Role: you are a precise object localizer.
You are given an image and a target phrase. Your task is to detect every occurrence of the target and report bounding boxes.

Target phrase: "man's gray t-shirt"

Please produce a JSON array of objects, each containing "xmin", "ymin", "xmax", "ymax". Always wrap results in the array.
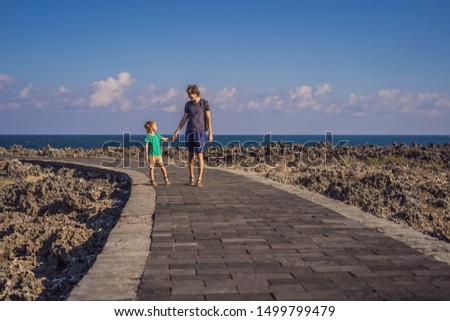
[{"xmin": 184, "ymin": 99, "xmax": 210, "ymax": 133}]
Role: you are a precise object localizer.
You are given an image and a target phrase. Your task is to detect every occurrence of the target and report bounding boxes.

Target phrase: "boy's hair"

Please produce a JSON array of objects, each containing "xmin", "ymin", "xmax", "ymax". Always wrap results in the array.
[
  {"xmin": 144, "ymin": 120, "xmax": 156, "ymax": 133},
  {"xmin": 186, "ymin": 84, "xmax": 200, "ymax": 96}
]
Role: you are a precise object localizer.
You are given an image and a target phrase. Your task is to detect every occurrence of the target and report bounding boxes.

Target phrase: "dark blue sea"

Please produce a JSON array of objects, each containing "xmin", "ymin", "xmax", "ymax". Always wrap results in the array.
[{"xmin": 0, "ymin": 134, "xmax": 448, "ymax": 149}]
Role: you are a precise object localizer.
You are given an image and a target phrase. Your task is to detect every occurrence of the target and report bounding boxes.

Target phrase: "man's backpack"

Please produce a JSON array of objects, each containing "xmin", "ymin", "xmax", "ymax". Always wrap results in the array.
[{"xmin": 197, "ymin": 98, "xmax": 209, "ymax": 131}]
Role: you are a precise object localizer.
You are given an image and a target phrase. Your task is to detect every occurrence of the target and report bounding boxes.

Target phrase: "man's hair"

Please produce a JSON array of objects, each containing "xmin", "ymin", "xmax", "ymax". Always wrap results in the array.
[
  {"xmin": 186, "ymin": 84, "xmax": 200, "ymax": 96},
  {"xmin": 144, "ymin": 120, "xmax": 156, "ymax": 133}
]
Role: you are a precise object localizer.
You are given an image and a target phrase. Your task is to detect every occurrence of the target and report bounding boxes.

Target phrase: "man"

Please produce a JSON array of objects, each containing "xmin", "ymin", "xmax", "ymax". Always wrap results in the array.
[{"xmin": 173, "ymin": 84, "xmax": 213, "ymax": 187}]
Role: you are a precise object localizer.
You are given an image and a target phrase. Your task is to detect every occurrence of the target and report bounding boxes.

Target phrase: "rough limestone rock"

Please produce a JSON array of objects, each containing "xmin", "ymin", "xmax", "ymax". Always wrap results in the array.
[{"xmin": 0, "ymin": 159, "xmax": 130, "ymax": 300}]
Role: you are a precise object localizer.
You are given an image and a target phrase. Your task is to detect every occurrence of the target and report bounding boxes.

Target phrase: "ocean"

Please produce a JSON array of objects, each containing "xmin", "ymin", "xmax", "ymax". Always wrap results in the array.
[{"xmin": 0, "ymin": 134, "xmax": 449, "ymax": 149}]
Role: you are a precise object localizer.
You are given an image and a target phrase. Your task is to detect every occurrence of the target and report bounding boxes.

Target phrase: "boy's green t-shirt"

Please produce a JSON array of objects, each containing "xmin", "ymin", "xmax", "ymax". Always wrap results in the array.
[{"xmin": 145, "ymin": 133, "xmax": 162, "ymax": 156}]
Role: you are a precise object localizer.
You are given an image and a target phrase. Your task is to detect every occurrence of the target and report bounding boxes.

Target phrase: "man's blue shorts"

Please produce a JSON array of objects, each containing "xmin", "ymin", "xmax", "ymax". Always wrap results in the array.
[{"xmin": 186, "ymin": 130, "xmax": 207, "ymax": 153}]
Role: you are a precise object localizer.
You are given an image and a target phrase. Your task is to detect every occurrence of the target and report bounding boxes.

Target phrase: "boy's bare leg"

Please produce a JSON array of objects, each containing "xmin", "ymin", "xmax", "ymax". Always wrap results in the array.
[
  {"xmin": 160, "ymin": 166, "xmax": 170, "ymax": 185},
  {"xmin": 160, "ymin": 166, "xmax": 168, "ymax": 178},
  {"xmin": 149, "ymin": 167, "xmax": 157, "ymax": 185}
]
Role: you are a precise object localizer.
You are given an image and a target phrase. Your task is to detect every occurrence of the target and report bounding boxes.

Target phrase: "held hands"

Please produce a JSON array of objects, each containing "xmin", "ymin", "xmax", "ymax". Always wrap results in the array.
[{"xmin": 172, "ymin": 131, "xmax": 212, "ymax": 142}]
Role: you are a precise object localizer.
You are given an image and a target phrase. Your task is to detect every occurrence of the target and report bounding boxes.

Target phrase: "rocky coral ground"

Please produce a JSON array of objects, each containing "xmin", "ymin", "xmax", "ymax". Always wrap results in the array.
[{"xmin": 0, "ymin": 159, "xmax": 130, "ymax": 300}]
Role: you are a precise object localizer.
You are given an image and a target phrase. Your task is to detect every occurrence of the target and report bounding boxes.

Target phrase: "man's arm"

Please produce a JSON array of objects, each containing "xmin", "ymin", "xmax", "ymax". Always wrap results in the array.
[
  {"xmin": 205, "ymin": 110, "xmax": 213, "ymax": 142},
  {"xmin": 173, "ymin": 112, "xmax": 188, "ymax": 141}
]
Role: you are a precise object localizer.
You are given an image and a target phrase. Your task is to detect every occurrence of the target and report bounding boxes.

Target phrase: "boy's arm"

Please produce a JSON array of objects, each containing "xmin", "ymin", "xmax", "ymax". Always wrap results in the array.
[
  {"xmin": 157, "ymin": 133, "xmax": 170, "ymax": 142},
  {"xmin": 145, "ymin": 143, "xmax": 149, "ymax": 160}
]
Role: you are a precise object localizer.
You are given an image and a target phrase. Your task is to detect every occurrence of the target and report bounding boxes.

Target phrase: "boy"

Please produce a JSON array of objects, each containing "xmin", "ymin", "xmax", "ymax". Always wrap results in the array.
[{"xmin": 144, "ymin": 121, "xmax": 171, "ymax": 186}]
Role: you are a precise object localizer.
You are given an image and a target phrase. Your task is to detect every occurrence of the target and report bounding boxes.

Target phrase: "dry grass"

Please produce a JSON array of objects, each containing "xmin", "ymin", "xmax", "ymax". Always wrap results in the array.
[
  {"xmin": 0, "ymin": 177, "xmax": 14, "ymax": 187},
  {"xmin": 23, "ymin": 174, "xmax": 50, "ymax": 184}
]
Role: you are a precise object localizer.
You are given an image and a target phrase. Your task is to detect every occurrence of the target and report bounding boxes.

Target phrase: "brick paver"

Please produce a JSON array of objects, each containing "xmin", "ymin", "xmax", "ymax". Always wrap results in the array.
[{"xmin": 136, "ymin": 164, "xmax": 450, "ymax": 300}]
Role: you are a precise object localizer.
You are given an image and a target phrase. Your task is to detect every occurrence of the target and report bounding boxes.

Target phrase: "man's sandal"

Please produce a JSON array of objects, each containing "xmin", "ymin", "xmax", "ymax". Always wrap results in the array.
[
  {"xmin": 164, "ymin": 177, "xmax": 171, "ymax": 185},
  {"xmin": 196, "ymin": 179, "xmax": 203, "ymax": 187}
]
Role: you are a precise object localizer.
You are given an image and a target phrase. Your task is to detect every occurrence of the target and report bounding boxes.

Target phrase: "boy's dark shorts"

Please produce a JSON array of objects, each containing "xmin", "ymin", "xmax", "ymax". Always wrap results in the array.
[{"xmin": 186, "ymin": 130, "xmax": 207, "ymax": 153}]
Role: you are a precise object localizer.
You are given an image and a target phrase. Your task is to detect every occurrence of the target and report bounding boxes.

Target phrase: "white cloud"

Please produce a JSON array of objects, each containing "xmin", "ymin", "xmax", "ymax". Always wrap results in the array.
[
  {"xmin": 140, "ymin": 86, "xmax": 178, "ymax": 106},
  {"xmin": 243, "ymin": 92, "xmax": 284, "ymax": 111},
  {"xmin": 239, "ymin": 84, "xmax": 331, "ymax": 112},
  {"xmin": 72, "ymin": 97, "xmax": 86, "ymax": 107},
  {"xmin": 198, "ymin": 85, "xmax": 207, "ymax": 95},
  {"xmin": 2, "ymin": 81, "xmax": 90, "ymax": 111},
  {"xmin": 246, "ymin": 100, "xmax": 262, "ymax": 110},
  {"xmin": 120, "ymin": 99, "xmax": 132, "ymax": 111},
  {"xmin": 0, "ymin": 74, "xmax": 13, "ymax": 82},
  {"xmin": 262, "ymin": 94, "xmax": 284, "ymax": 110},
  {"xmin": 35, "ymin": 101, "xmax": 46, "ymax": 109},
  {"xmin": 59, "ymin": 86, "xmax": 70, "ymax": 93},
  {"xmin": 18, "ymin": 84, "xmax": 32, "ymax": 98},
  {"xmin": 0, "ymin": 74, "xmax": 14, "ymax": 90},
  {"xmin": 138, "ymin": 86, "xmax": 180, "ymax": 112},
  {"xmin": 323, "ymin": 103, "xmax": 343, "ymax": 114},
  {"xmin": 314, "ymin": 83, "xmax": 331, "ymax": 97},
  {"xmin": 289, "ymin": 84, "xmax": 331, "ymax": 110},
  {"xmin": 2, "ymin": 74, "xmax": 449, "ymax": 122},
  {"xmin": 163, "ymin": 104, "xmax": 178, "ymax": 112},
  {"xmin": 436, "ymin": 93, "xmax": 450, "ymax": 108},
  {"xmin": 348, "ymin": 93, "xmax": 365, "ymax": 106},
  {"xmin": 89, "ymin": 72, "xmax": 134, "ymax": 108},
  {"xmin": 218, "ymin": 87, "xmax": 237, "ymax": 101},
  {"xmin": 378, "ymin": 89, "xmax": 400, "ymax": 100},
  {"xmin": 214, "ymin": 87, "xmax": 237, "ymax": 109},
  {"xmin": 290, "ymin": 86, "xmax": 312, "ymax": 100},
  {"xmin": 345, "ymin": 89, "xmax": 450, "ymax": 116},
  {"xmin": 417, "ymin": 93, "xmax": 439, "ymax": 101},
  {"xmin": 0, "ymin": 102, "xmax": 21, "ymax": 110}
]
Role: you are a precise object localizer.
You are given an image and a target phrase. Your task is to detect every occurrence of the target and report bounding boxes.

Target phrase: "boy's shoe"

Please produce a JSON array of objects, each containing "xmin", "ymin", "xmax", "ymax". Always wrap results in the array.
[
  {"xmin": 196, "ymin": 179, "xmax": 203, "ymax": 187},
  {"xmin": 188, "ymin": 177, "xmax": 196, "ymax": 186},
  {"xmin": 164, "ymin": 177, "xmax": 171, "ymax": 186},
  {"xmin": 150, "ymin": 180, "xmax": 158, "ymax": 186}
]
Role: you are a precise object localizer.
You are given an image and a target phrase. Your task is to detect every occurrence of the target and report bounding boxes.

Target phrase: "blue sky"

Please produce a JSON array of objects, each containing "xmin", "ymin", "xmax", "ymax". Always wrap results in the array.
[{"xmin": 1, "ymin": 0, "xmax": 449, "ymax": 134}]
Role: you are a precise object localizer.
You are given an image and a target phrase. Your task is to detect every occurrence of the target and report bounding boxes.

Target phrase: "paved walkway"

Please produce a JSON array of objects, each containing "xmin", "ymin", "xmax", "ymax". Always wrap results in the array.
[
  {"xmin": 3, "ymin": 156, "xmax": 450, "ymax": 300},
  {"xmin": 136, "ymin": 163, "xmax": 450, "ymax": 300}
]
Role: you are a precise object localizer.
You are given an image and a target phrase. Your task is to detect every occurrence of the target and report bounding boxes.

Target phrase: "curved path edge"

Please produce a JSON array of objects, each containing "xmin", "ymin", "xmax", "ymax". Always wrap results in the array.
[
  {"xmin": 215, "ymin": 167, "xmax": 450, "ymax": 266},
  {"xmin": 1, "ymin": 156, "xmax": 155, "ymax": 300}
]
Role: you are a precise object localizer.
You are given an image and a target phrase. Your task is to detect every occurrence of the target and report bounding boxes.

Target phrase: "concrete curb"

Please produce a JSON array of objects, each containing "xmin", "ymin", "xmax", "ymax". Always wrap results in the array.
[
  {"xmin": 3, "ymin": 157, "xmax": 155, "ymax": 300},
  {"xmin": 213, "ymin": 166, "xmax": 450, "ymax": 266}
]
